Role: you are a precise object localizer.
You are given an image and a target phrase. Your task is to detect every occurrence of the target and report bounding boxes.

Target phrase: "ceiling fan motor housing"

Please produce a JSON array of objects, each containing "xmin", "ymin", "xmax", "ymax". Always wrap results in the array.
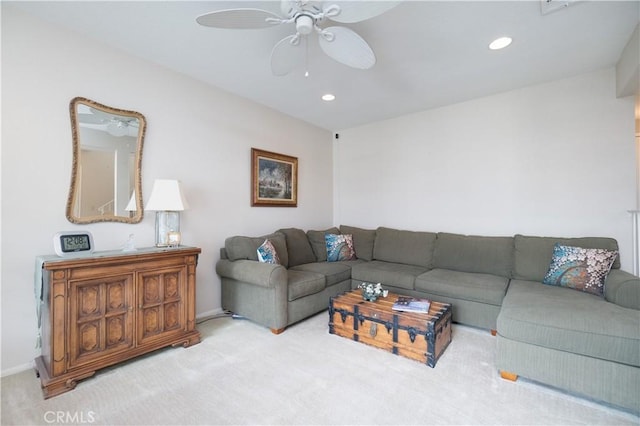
[{"xmin": 295, "ymin": 14, "xmax": 314, "ymax": 35}]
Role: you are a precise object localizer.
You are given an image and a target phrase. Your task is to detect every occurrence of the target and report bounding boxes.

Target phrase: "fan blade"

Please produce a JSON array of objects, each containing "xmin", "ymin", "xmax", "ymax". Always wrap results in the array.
[
  {"xmin": 280, "ymin": 0, "xmax": 303, "ymax": 17},
  {"xmin": 326, "ymin": 1, "xmax": 401, "ymax": 24},
  {"xmin": 318, "ymin": 26, "xmax": 375, "ymax": 69},
  {"xmin": 196, "ymin": 8, "xmax": 282, "ymax": 29},
  {"xmin": 270, "ymin": 35, "xmax": 304, "ymax": 76},
  {"xmin": 89, "ymin": 107, "xmax": 114, "ymax": 119}
]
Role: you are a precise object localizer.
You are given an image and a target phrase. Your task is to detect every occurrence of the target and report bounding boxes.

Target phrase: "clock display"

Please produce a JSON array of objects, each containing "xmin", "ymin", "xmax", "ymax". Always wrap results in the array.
[
  {"xmin": 60, "ymin": 234, "xmax": 91, "ymax": 252},
  {"xmin": 53, "ymin": 231, "xmax": 94, "ymax": 257}
]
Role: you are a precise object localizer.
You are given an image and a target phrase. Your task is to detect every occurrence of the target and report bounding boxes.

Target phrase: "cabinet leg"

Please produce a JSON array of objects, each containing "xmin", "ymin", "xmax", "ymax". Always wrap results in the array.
[
  {"xmin": 270, "ymin": 327, "xmax": 285, "ymax": 335},
  {"xmin": 171, "ymin": 331, "xmax": 201, "ymax": 348},
  {"xmin": 40, "ymin": 371, "xmax": 96, "ymax": 399}
]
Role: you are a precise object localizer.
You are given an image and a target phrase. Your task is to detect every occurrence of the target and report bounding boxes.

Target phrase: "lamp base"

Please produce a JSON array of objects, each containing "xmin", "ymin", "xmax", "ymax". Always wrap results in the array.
[{"xmin": 155, "ymin": 211, "xmax": 181, "ymax": 247}]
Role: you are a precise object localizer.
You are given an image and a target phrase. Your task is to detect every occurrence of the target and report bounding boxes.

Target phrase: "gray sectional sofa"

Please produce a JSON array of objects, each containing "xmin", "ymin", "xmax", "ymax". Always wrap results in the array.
[{"xmin": 216, "ymin": 225, "xmax": 640, "ymax": 413}]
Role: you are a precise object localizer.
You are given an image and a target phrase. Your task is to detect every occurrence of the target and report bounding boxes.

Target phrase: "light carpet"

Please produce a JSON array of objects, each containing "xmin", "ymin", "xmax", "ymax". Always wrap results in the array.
[{"xmin": 1, "ymin": 311, "xmax": 638, "ymax": 425}]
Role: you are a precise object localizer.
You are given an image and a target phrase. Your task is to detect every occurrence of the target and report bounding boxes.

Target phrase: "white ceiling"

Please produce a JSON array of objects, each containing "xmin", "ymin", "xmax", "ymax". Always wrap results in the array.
[{"xmin": 9, "ymin": 0, "xmax": 640, "ymax": 131}]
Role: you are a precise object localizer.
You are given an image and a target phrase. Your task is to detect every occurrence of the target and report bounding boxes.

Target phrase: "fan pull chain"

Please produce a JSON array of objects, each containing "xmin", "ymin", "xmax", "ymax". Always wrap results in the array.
[{"xmin": 304, "ymin": 36, "xmax": 309, "ymax": 77}]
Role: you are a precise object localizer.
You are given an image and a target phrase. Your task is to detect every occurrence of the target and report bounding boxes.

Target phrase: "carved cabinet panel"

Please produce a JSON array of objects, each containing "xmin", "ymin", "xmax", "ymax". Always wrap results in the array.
[
  {"xmin": 35, "ymin": 247, "xmax": 201, "ymax": 399},
  {"xmin": 69, "ymin": 275, "xmax": 134, "ymax": 368},
  {"xmin": 137, "ymin": 267, "xmax": 186, "ymax": 344}
]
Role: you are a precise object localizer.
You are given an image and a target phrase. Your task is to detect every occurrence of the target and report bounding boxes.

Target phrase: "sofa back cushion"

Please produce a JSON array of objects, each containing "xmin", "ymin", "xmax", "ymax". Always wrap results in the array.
[
  {"xmin": 225, "ymin": 232, "xmax": 288, "ymax": 267},
  {"xmin": 513, "ymin": 234, "xmax": 620, "ymax": 282},
  {"xmin": 373, "ymin": 227, "xmax": 436, "ymax": 268},
  {"xmin": 277, "ymin": 228, "xmax": 317, "ymax": 267},
  {"xmin": 340, "ymin": 225, "xmax": 376, "ymax": 261},
  {"xmin": 433, "ymin": 233, "xmax": 514, "ymax": 278},
  {"xmin": 307, "ymin": 227, "xmax": 340, "ymax": 262}
]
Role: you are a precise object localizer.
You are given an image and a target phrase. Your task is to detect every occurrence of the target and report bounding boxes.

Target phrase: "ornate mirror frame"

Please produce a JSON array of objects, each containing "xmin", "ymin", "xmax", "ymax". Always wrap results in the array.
[{"xmin": 67, "ymin": 97, "xmax": 146, "ymax": 224}]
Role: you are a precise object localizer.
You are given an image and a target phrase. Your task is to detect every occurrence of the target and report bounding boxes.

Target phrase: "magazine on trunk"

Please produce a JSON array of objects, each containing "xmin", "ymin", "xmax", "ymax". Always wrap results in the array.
[{"xmin": 392, "ymin": 296, "xmax": 431, "ymax": 313}]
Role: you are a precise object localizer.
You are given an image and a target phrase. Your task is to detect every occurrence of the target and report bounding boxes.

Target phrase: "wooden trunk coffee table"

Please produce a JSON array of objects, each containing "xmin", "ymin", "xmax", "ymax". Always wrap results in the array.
[{"xmin": 329, "ymin": 290, "xmax": 452, "ymax": 367}]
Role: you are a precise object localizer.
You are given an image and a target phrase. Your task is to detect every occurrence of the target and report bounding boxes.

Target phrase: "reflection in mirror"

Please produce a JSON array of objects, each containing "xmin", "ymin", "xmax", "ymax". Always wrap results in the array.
[{"xmin": 67, "ymin": 97, "xmax": 146, "ymax": 224}]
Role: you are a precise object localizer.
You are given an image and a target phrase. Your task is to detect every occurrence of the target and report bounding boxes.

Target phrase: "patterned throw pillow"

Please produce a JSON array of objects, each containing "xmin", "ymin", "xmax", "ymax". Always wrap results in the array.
[
  {"xmin": 325, "ymin": 234, "xmax": 356, "ymax": 262},
  {"xmin": 542, "ymin": 243, "xmax": 618, "ymax": 296},
  {"xmin": 257, "ymin": 239, "xmax": 280, "ymax": 265}
]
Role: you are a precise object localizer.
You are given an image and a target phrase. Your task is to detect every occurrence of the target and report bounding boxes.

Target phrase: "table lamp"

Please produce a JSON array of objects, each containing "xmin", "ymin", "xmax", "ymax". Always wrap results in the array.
[
  {"xmin": 145, "ymin": 179, "xmax": 189, "ymax": 247},
  {"xmin": 125, "ymin": 192, "xmax": 137, "ymax": 218}
]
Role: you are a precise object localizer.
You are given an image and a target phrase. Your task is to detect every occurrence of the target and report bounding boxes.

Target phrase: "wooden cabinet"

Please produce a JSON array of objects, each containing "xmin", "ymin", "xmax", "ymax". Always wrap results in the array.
[{"xmin": 35, "ymin": 247, "xmax": 201, "ymax": 398}]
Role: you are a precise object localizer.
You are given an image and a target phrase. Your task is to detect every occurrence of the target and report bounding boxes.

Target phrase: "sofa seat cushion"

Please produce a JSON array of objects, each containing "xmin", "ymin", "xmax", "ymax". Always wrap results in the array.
[
  {"xmin": 351, "ymin": 260, "xmax": 428, "ymax": 290},
  {"xmin": 498, "ymin": 280, "xmax": 640, "ymax": 367},
  {"xmin": 415, "ymin": 269, "xmax": 509, "ymax": 306},
  {"xmin": 287, "ymin": 270, "xmax": 326, "ymax": 302},
  {"xmin": 290, "ymin": 262, "xmax": 352, "ymax": 287}
]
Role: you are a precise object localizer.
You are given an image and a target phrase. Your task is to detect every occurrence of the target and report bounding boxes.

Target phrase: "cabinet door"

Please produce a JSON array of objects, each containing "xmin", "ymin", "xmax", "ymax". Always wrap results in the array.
[
  {"xmin": 68, "ymin": 275, "xmax": 134, "ymax": 368},
  {"xmin": 137, "ymin": 266, "xmax": 186, "ymax": 345}
]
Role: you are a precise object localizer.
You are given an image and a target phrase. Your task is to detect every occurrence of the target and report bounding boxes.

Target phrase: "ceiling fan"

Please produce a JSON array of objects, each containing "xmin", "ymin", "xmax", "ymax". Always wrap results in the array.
[
  {"xmin": 78, "ymin": 107, "xmax": 139, "ymax": 137},
  {"xmin": 196, "ymin": 0, "xmax": 400, "ymax": 76}
]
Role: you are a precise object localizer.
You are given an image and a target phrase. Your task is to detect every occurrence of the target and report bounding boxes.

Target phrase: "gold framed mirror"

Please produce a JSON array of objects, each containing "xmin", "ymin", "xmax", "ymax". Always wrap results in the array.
[{"xmin": 67, "ymin": 97, "xmax": 146, "ymax": 224}]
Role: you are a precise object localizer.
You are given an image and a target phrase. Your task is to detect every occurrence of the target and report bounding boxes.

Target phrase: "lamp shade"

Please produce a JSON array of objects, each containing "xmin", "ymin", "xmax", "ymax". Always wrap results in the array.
[
  {"xmin": 145, "ymin": 179, "xmax": 189, "ymax": 211},
  {"xmin": 125, "ymin": 192, "xmax": 137, "ymax": 211}
]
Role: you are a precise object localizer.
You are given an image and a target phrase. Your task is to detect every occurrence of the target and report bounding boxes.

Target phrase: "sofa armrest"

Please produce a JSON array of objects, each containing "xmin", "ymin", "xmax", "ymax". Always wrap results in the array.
[
  {"xmin": 216, "ymin": 259, "xmax": 287, "ymax": 289},
  {"xmin": 604, "ymin": 269, "xmax": 640, "ymax": 310}
]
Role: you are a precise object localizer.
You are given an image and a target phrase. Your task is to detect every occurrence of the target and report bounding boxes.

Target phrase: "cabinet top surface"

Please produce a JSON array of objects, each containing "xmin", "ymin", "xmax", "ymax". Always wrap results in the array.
[{"xmin": 38, "ymin": 246, "xmax": 201, "ymax": 266}]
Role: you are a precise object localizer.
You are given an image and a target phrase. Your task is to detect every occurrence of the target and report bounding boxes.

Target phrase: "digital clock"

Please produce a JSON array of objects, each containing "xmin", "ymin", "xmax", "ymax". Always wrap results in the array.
[{"xmin": 53, "ymin": 231, "xmax": 94, "ymax": 257}]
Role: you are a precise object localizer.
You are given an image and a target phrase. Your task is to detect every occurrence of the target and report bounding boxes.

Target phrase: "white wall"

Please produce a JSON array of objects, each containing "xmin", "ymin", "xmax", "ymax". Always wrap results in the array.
[
  {"xmin": 1, "ymin": 7, "xmax": 333, "ymax": 374},
  {"xmin": 334, "ymin": 69, "xmax": 636, "ymax": 272}
]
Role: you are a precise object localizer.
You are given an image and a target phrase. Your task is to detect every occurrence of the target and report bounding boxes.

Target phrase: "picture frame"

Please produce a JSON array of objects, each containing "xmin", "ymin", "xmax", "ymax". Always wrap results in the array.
[{"xmin": 251, "ymin": 148, "xmax": 298, "ymax": 207}]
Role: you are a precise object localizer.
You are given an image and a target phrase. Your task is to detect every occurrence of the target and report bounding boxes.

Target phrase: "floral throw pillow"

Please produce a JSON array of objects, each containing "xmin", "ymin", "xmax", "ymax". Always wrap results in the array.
[
  {"xmin": 542, "ymin": 243, "xmax": 618, "ymax": 297},
  {"xmin": 257, "ymin": 239, "xmax": 280, "ymax": 265},
  {"xmin": 325, "ymin": 234, "xmax": 356, "ymax": 262}
]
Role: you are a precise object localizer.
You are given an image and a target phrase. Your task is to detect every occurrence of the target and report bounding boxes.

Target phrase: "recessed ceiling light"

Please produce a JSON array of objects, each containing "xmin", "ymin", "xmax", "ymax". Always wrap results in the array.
[
  {"xmin": 322, "ymin": 94, "xmax": 335, "ymax": 102},
  {"xmin": 489, "ymin": 36, "xmax": 512, "ymax": 50}
]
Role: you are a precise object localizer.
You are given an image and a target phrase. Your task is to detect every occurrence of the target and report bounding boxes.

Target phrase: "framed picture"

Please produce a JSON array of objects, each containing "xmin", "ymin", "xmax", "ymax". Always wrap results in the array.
[{"xmin": 251, "ymin": 148, "xmax": 298, "ymax": 207}]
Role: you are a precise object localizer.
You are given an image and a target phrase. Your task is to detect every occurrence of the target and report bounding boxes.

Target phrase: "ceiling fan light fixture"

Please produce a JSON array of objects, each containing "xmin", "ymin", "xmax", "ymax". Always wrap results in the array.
[
  {"xmin": 489, "ymin": 36, "xmax": 512, "ymax": 50},
  {"xmin": 322, "ymin": 93, "xmax": 335, "ymax": 101},
  {"xmin": 107, "ymin": 120, "xmax": 128, "ymax": 137},
  {"xmin": 295, "ymin": 14, "xmax": 314, "ymax": 35}
]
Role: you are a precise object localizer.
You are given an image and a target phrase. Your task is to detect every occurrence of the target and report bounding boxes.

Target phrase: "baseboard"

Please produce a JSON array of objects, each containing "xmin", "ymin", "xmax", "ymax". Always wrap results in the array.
[
  {"xmin": 196, "ymin": 308, "xmax": 225, "ymax": 322},
  {"xmin": 1, "ymin": 360, "xmax": 34, "ymax": 378}
]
